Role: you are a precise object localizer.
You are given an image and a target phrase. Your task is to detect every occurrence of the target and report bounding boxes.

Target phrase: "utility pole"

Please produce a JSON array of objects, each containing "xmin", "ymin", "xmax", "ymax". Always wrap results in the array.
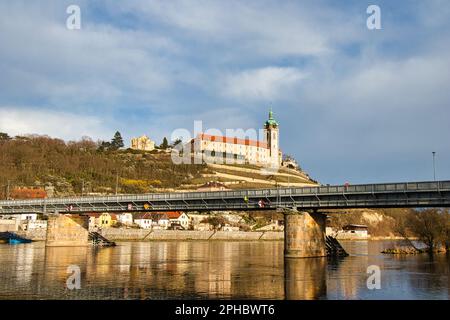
[
  {"xmin": 432, "ymin": 152, "xmax": 436, "ymax": 181},
  {"xmin": 81, "ymin": 179, "xmax": 85, "ymax": 196}
]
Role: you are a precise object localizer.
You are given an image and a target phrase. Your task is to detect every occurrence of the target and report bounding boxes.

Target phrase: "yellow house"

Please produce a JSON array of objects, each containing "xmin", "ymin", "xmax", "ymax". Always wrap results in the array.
[{"xmin": 87, "ymin": 213, "xmax": 117, "ymax": 230}]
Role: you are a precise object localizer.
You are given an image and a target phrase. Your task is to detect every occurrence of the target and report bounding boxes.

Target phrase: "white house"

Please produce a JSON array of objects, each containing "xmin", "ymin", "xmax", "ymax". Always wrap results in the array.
[
  {"xmin": 1, "ymin": 214, "xmax": 37, "ymax": 221},
  {"xmin": 25, "ymin": 220, "xmax": 47, "ymax": 230},
  {"xmin": 166, "ymin": 212, "xmax": 190, "ymax": 229},
  {"xmin": 134, "ymin": 213, "xmax": 153, "ymax": 229},
  {"xmin": 151, "ymin": 213, "xmax": 170, "ymax": 229},
  {"xmin": 117, "ymin": 213, "xmax": 133, "ymax": 226},
  {"xmin": 333, "ymin": 224, "xmax": 370, "ymax": 240}
]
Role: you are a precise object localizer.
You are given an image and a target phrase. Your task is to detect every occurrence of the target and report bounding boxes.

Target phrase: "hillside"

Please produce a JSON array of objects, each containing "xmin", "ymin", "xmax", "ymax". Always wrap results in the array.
[{"xmin": 0, "ymin": 134, "xmax": 316, "ymax": 199}]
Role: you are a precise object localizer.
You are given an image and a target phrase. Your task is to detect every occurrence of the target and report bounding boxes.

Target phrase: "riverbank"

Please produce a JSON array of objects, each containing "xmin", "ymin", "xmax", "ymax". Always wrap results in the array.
[
  {"xmin": 12, "ymin": 228, "xmax": 411, "ymax": 242},
  {"xmin": 13, "ymin": 229, "xmax": 284, "ymax": 241},
  {"xmin": 100, "ymin": 229, "xmax": 284, "ymax": 241}
]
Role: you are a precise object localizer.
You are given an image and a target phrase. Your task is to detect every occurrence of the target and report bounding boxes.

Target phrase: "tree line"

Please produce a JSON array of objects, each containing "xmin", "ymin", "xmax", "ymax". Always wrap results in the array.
[{"xmin": 0, "ymin": 132, "xmax": 203, "ymax": 199}]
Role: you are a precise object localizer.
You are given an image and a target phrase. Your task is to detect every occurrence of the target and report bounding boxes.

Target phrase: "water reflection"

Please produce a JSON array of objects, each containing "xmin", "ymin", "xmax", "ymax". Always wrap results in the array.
[
  {"xmin": 0, "ymin": 240, "xmax": 448, "ymax": 300},
  {"xmin": 284, "ymin": 257, "xmax": 327, "ymax": 300}
]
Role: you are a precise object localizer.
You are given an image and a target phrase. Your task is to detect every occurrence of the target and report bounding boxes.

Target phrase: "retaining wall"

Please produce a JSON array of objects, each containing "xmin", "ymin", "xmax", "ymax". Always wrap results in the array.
[{"xmin": 99, "ymin": 228, "xmax": 283, "ymax": 241}]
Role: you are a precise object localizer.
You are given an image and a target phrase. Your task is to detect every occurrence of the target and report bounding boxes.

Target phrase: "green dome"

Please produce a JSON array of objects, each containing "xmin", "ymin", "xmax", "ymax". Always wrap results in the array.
[{"xmin": 265, "ymin": 108, "xmax": 279, "ymax": 127}]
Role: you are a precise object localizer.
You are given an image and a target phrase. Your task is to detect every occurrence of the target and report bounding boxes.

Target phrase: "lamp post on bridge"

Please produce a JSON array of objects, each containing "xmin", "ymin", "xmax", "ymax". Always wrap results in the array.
[{"xmin": 432, "ymin": 151, "xmax": 436, "ymax": 181}]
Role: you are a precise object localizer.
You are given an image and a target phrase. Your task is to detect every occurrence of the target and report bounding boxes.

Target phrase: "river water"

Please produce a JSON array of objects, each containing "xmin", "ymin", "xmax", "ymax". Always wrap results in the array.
[{"xmin": 0, "ymin": 240, "xmax": 448, "ymax": 300}]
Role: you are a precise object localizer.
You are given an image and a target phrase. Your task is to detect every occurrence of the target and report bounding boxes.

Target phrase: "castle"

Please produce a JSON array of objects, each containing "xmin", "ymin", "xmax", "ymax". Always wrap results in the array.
[
  {"xmin": 189, "ymin": 109, "xmax": 282, "ymax": 167},
  {"xmin": 130, "ymin": 135, "xmax": 155, "ymax": 151}
]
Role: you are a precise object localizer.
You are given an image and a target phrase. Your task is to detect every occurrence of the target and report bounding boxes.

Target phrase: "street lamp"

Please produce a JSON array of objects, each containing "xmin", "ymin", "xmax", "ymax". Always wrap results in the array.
[{"xmin": 432, "ymin": 152, "xmax": 436, "ymax": 181}]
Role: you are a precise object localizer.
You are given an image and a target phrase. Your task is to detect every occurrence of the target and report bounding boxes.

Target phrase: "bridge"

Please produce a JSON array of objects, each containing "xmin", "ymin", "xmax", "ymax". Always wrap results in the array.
[
  {"xmin": 0, "ymin": 180, "xmax": 449, "ymax": 214},
  {"xmin": 1, "ymin": 180, "xmax": 449, "ymax": 258}
]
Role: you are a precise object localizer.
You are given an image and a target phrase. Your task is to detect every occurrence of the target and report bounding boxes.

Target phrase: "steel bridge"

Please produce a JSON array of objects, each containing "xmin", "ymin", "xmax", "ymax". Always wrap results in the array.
[{"xmin": 1, "ymin": 180, "xmax": 450, "ymax": 215}]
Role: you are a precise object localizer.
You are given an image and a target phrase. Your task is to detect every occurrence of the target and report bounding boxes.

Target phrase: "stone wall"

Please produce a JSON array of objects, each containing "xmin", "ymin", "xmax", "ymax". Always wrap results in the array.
[
  {"xmin": 9, "ymin": 226, "xmax": 284, "ymax": 242},
  {"xmin": 46, "ymin": 215, "xmax": 89, "ymax": 246},
  {"xmin": 16, "ymin": 229, "xmax": 47, "ymax": 241},
  {"xmin": 99, "ymin": 228, "xmax": 283, "ymax": 241},
  {"xmin": 0, "ymin": 219, "xmax": 19, "ymax": 232}
]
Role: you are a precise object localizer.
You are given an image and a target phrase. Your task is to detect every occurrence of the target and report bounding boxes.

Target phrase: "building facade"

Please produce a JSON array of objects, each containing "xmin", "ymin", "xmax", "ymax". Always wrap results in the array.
[
  {"xmin": 117, "ymin": 213, "xmax": 133, "ymax": 226},
  {"xmin": 131, "ymin": 135, "xmax": 155, "ymax": 151},
  {"xmin": 187, "ymin": 110, "xmax": 282, "ymax": 167},
  {"xmin": 87, "ymin": 213, "xmax": 117, "ymax": 230}
]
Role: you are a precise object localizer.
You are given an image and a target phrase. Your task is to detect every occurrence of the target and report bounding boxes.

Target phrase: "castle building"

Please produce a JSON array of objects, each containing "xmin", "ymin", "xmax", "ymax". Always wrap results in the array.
[
  {"xmin": 189, "ymin": 109, "xmax": 282, "ymax": 167},
  {"xmin": 131, "ymin": 135, "xmax": 155, "ymax": 151}
]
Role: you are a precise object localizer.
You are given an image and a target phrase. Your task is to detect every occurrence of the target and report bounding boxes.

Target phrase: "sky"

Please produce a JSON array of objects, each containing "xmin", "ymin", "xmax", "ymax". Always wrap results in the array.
[{"xmin": 0, "ymin": 0, "xmax": 449, "ymax": 185}]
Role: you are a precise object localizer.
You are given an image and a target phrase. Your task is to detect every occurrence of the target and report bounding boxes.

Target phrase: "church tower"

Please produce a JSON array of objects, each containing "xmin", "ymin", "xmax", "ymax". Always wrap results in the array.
[{"xmin": 264, "ymin": 108, "xmax": 280, "ymax": 167}]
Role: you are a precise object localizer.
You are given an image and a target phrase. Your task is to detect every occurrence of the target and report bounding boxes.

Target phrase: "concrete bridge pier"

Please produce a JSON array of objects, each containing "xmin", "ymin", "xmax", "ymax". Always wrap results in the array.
[
  {"xmin": 284, "ymin": 209, "xmax": 327, "ymax": 258},
  {"xmin": 46, "ymin": 214, "xmax": 89, "ymax": 247}
]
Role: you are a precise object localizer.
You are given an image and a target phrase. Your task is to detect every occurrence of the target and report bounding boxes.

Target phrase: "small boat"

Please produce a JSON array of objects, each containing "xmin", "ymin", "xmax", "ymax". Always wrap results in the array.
[{"xmin": 8, "ymin": 238, "xmax": 32, "ymax": 244}]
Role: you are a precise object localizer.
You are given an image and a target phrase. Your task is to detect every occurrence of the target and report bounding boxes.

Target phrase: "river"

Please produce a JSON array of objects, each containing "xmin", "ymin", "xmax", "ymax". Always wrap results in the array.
[{"xmin": 0, "ymin": 240, "xmax": 448, "ymax": 300}]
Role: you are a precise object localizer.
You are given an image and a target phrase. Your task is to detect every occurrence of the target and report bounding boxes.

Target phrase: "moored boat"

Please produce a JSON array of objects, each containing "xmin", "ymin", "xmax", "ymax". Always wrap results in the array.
[{"xmin": 8, "ymin": 238, "xmax": 32, "ymax": 244}]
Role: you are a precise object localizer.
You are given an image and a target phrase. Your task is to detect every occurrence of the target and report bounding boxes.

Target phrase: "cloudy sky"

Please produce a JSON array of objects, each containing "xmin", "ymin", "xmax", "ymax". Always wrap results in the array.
[{"xmin": 0, "ymin": 0, "xmax": 449, "ymax": 184}]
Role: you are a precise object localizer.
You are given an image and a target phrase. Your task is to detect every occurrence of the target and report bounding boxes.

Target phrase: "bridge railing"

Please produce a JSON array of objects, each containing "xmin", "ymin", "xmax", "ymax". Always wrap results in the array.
[{"xmin": 0, "ymin": 180, "xmax": 449, "ymax": 208}]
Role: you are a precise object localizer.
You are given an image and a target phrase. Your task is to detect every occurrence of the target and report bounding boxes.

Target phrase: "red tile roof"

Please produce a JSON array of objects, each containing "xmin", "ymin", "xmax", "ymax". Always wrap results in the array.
[
  {"xmin": 165, "ymin": 211, "xmax": 183, "ymax": 219},
  {"xmin": 196, "ymin": 133, "xmax": 268, "ymax": 148}
]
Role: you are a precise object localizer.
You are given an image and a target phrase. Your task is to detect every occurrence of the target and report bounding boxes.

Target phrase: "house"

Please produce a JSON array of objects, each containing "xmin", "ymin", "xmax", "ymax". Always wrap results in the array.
[
  {"xmin": 150, "ymin": 213, "xmax": 170, "ymax": 229},
  {"xmin": 134, "ymin": 213, "xmax": 153, "ymax": 229},
  {"xmin": 1, "ymin": 213, "xmax": 37, "ymax": 230},
  {"xmin": 25, "ymin": 220, "xmax": 47, "ymax": 230},
  {"xmin": 335, "ymin": 224, "xmax": 369, "ymax": 240},
  {"xmin": 166, "ymin": 212, "xmax": 190, "ymax": 230},
  {"xmin": 10, "ymin": 187, "xmax": 47, "ymax": 200},
  {"xmin": 117, "ymin": 213, "xmax": 133, "ymax": 226},
  {"xmin": 343, "ymin": 224, "xmax": 368, "ymax": 236},
  {"xmin": 2, "ymin": 214, "xmax": 38, "ymax": 221},
  {"xmin": 131, "ymin": 135, "xmax": 155, "ymax": 151},
  {"xmin": 87, "ymin": 213, "xmax": 117, "ymax": 230}
]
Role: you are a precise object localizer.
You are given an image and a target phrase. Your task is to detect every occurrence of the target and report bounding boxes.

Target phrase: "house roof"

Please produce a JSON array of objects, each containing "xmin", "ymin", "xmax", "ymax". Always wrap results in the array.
[
  {"xmin": 165, "ymin": 211, "xmax": 183, "ymax": 219},
  {"xmin": 134, "ymin": 213, "xmax": 153, "ymax": 220},
  {"xmin": 343, "ymin": 224, "xmax": 368, "ymax": 229},
  {"xmin": 86, "ymin": 213, "xmax": 102, "ymax": 218},
  {"xmin": 134, "ymin": 212, "xmax": 172, "ymax": 221},
  {"xmin": 195, "ymin": 133, "xmax": 268, "ymax": 148},
  {"xmin": 86, "ymin": 212, "xmax": 117, "ymax": 220}
]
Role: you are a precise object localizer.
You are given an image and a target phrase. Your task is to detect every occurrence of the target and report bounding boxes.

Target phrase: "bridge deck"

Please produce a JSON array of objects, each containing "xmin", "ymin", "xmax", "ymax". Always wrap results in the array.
[{"xmin": 0, "ymin": 181, "xmax": 450, "ymax": 214}]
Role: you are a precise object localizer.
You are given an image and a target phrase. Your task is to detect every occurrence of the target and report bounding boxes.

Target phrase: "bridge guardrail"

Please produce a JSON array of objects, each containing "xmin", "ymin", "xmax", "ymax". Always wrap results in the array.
[{"xmin": 0, "ymin": 180, "xmax": 449, "ymax": 210}]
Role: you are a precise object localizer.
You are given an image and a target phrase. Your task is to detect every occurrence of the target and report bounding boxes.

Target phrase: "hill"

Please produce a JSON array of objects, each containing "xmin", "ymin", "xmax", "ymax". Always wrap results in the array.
[{"xmin": 0, "ymin": 134, "xmax": 316, "ymax": 198}]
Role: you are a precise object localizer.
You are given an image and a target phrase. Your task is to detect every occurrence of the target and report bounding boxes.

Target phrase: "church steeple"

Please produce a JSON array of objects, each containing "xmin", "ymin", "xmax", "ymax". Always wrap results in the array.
[
  {"xmin": 265, "ymin": 107, "xmax": 279, "ymax": 127},
  {"xmin": 263, "ymin": 107, "xmax": 280, "ymax": 167}
]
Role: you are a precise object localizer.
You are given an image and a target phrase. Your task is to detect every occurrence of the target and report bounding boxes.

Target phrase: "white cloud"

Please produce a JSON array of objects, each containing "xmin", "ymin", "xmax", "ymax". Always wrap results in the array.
[
  {"xmin": 0, "ymin": 2, "xmax": 182, "ymax": 108},
  {"xmin": 221, "ymin": 67, "xmax": 305, "ymax": 101},
  {"xmin": 0, "ymin": 108, "xmax": 111, "ymax": 141},
  {"xmin": 108, "ymin": 0, "xmax": 362, "ymax": 58}
]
